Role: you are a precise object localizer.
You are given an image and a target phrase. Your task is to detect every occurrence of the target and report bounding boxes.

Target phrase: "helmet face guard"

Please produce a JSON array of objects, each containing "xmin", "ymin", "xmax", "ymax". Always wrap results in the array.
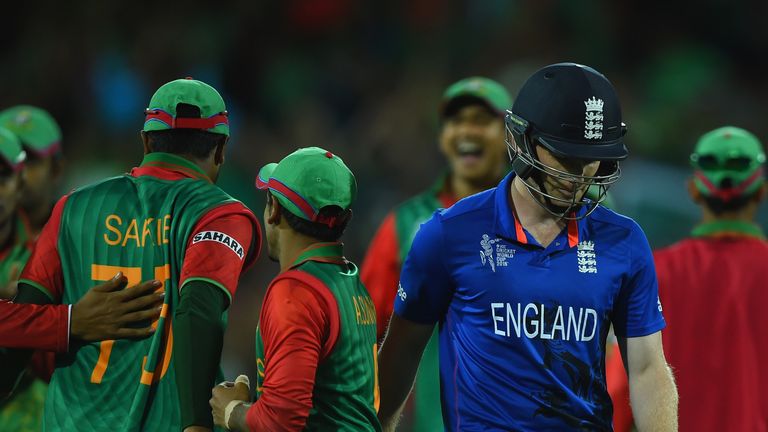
[{"xmin": 505, "ymin": 111, "xmax": 622, "ymax": 220}]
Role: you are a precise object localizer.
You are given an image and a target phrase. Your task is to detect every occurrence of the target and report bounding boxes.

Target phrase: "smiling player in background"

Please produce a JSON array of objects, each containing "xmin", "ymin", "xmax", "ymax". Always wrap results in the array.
[{"xmin": 361, "ymin": 77, "xmax": 512, "ymax": 431}]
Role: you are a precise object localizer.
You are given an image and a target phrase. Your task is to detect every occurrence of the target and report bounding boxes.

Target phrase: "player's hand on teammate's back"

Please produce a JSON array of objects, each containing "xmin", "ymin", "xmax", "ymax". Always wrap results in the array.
[{"xmin": 70, "ymin": 272, "xmax": 164, "ymax": 342}]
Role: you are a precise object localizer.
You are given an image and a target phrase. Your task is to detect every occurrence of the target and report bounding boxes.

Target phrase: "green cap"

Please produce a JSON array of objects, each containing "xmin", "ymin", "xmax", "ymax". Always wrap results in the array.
[
  {"xmin": 143, "ymin": 78, "xmax": 229, "ymax": 136},
  {"xmin": 255, "ymin": 147, "xmax": 357, "ymax": 227},
  {"xmin": 0, "ymin": 127, "xmax": 27, "ymax": 172},
  {"xmin": 0, "ymin": 106, "xmax": 61, "ymax": 157},
  {"xmin": 440, "ymin": 76, "xmax": 512, "ymax": 117},
  {"xmin": 690, "ymin": 126, "xmax": 766, "ymax": 201}
]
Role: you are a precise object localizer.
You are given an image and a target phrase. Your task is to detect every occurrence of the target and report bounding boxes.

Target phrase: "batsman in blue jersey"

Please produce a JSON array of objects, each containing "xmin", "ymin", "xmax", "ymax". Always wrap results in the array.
[{"xmin": 377, "ymin": 63, "xmax": 678, "ymax": 431}]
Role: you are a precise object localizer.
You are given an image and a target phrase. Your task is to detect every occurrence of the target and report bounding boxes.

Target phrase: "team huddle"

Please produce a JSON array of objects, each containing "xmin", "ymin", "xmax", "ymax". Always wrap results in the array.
[{"xmin": 0, "ymin": 62, "xmax": 765, "ymax": 431}]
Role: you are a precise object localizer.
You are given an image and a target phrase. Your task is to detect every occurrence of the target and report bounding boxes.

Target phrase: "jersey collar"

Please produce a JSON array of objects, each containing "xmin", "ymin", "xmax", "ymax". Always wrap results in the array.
[
  {"xmin": 691, "ymin": 220, "xmax": 765, "ymax": 240},
  {"xmin": 494, "ymin": 172, "xmax": 583, "ymax": 248},
  {"xmin": 134, "ymin": 152, "xmax": 212, "ymax": 183},
  {"xmin": 288, "ymin": 242, "xmax": 348, "ymax": 269}
]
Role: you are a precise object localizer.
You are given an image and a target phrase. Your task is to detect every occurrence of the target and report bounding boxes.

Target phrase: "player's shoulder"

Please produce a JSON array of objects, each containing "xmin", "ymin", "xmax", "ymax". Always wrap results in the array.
[
  {"xmin": 587, "ymin": 205, "xmax": 643, "ymax": 236},
  {"xmin": 66, "ymin": 175, "xmax": 131, "ymax": 200}
]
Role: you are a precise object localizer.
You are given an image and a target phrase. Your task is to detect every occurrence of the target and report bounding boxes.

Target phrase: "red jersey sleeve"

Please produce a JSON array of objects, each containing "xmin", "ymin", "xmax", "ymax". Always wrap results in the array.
[
  {"xmin": 19, "ymin": 195, "xmax": 68, "ymax": 301},
  {"xmin": 360, "ymin": 212, "xmax": 401, "ymax": 340},
  {"xmin": 179, "ymin": 203, "xmax": 261, "ymax": 301},
  {"xmin": 0, "ymin": 300, "xmax": 69, "ymax": 352},
  {"xmin": 245, "ymin": 276, "xmax": 340, "ymax": 431}
]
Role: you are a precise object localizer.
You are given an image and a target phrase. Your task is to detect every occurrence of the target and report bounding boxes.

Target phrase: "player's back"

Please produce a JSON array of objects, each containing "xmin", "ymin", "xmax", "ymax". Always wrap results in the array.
[
  {"xmin": 44, "ymin": 172, "xmax": 236, "ymax": 432},
  {"xmin": 655, "ymin": 235, "xmax": 768, "ymax": 430}
]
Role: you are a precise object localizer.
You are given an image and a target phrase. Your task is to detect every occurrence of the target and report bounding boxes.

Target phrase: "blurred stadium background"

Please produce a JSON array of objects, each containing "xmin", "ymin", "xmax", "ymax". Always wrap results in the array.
[{"xmin": 2, "ymin": 0, "xmax": 767, "ymax": 378}]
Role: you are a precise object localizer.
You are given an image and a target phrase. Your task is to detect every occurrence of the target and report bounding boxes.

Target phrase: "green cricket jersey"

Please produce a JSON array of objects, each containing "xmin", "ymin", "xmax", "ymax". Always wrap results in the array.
[
  {"xmin": 254, "ymin": 243, "xmax": 381, "ymax": 431},
  {"xmin": 21, "ymin": 153, "xmax": 254, "ymax": 432}
]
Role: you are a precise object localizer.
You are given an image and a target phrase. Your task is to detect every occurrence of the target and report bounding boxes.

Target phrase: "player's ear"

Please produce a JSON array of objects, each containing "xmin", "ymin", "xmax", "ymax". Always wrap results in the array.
[
  {"xmin": 267, "ymin": 195, "xmax": 282, "ymax": 225},
  {"xmin": 687, "ymin": 177, "xmax": 703, "ymax": 203},
  {"xmin": 214, "ymin": 136, "xmax": 228, "ymax": 166},
  {"xmin": 141, "ymin": 131, "xmax": 152, "ymax": 154}
]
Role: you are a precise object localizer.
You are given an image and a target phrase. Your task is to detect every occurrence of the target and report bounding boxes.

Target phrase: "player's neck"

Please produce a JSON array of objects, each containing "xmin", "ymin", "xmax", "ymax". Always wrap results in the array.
[
  {"xmin": 0, "ymin": 214, "xmax": 16, "ymax": 252},
  {"xmin": 277, "ymin": 230, "xmax": 321, "ymax": 272},
  {"xmin": 509, "ymin": 177, "xmax": 565, "ymax": 247},
  {"xmin": 23, "ymin": 201, "xmax": 51, "ymax": 232},
  {"xmin": 700, "ymin": 203, "xmax": 757, "ymax": 225}
]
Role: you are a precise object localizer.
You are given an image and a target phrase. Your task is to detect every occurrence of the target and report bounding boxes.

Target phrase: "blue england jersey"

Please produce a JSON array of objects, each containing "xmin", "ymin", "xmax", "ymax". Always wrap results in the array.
[{"xmin": 394, "ymin": 173, "xmax": 665, "ymax": 431}]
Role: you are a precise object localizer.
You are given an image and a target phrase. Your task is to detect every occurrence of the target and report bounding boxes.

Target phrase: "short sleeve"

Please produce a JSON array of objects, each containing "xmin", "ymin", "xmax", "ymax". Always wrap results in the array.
[
  {"xmin": 179, "ymin": 204, "xmax": 259, "ymax": 302},
  {"xmin": 393, "ymin": 211, "xmax": 453, "ymax": 324},
  {"xmin": 612, "ymin": 223, "xmax": 666, "ymax": 338}
]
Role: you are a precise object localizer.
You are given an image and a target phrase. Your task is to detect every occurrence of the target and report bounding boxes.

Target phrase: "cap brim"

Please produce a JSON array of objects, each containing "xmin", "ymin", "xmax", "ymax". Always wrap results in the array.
[
  {"xmin": 538, "ymin": 136, "xmax": 628, "ymax": 161},
  {"xmin": 440, "ymin": 95, "xmax": 504, "ymax": 118},
  {"xmin": 255, "ymin": 163, "xmax": 278, "ymax": 190}
]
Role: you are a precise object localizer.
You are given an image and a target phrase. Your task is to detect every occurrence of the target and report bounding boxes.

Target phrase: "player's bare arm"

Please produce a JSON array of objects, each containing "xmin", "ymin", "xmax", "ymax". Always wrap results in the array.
[
  {"xmin": 377, "ymin": 314, "xmax": 436, "ymax": 432},
  {"xmin": 70, "ymin": 271, "xmax": 164, "ymax": 341},
  {"xmin": 619, "ymin": 332, "xmax": 678, "ymax": 431}
]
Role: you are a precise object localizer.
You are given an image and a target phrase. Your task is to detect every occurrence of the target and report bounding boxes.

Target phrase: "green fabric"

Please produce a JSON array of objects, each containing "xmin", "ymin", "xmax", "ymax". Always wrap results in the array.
[
  {"xmin": 0, "ymin": 218, "xmax": 42, "ymax": 425},
  {"xmin": 174, "ymin": 280, "xmax": 227, "ymax": 429},
  {"xmin": 0, "ymin": 215, "xmax": 34, "ymax": 286},
  {"xmin": 0, "ymin": 127, "xmax": 26, "ymax": 171},
  {"xmin": 256, "ymin": 147, "xmax": 357, "ymax": 222},
  {"xmin": 691, "ymin": 126, "xmax": 766, "ymax": 198},
  {"xmin": 0, "ymin": 105, "xmax": 61, "ymax": 156},
  {"xmin": 691, "ymin": 220, "xmax": 765, "ymax": 239},
  {"xmin": 42, "ymin": 152, "xmax": 251, "ymax": 431},
  {"xmin": 143, "ymin": 78, "xmax": 229, "ymax": 136},
  {"xmin": 441, "ymin": 76, "xmax": 512, "ymax": 116},
  {"xmin": 0, "ymin": 373, "xmax": 47, "ymax": 431},
  {"xmin": 254, "ymin": 244, "xmax": 381, "ymax": 431},
  {"xmin": 392, "ymin": 177, "xmax": 445, "ymax": 431}
]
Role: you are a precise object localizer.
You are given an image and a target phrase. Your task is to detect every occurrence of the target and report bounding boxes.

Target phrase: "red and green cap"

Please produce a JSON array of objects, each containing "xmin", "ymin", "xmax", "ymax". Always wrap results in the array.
[
  {"xmin": 143, "ymin": 78, "xmax": 229, "ymax": 136},
  {"xmin": 690, "ymin": 126, "xmax": 766, "ymax": 201},
  {"xmin": 440, "ymin": 76, "xmax": 512, "ymax": 118},
  {"xmin": 255, "ymin": 147, "xmax": 357, "ymax": 227},
  {"xmin": 0, "ymin": 106, "xmax": 61, "ymax": 157},
  {"xmin": 0, "ymin": 127, "xmax": 26, "ymax": 172}
]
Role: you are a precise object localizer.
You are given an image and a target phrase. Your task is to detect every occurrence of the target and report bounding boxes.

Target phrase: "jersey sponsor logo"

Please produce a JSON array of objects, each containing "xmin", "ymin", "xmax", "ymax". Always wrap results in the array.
[
  {"xmin": 192, "ymin": 230, "xmax": 244, "ymax": 259},
  {"xmin": 397, "ymin": 282, "xmax": 407, "ymax": 301},
  {"xmin": 577, "ymin": 240, "xmax": 597, "ymax": 274},
  {"xmin": 491, "ymin": 302, "xmax": 598, "ymax": 342},
  {"xmin": 480, "ymin": 234, "xmax": 514, "ymax": 272},
  {"xmin": 584, "ymin": 97, "xmax": 604, "ymax": 140}
]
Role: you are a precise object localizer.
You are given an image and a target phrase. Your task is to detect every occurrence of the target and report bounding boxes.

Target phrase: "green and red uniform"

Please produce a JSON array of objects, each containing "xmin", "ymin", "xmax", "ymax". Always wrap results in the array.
[
  {"xmin": 19, "ymin": 152, "xmax": 260, "ymax": 431},
  {"xmin": 361, "ymin": 176, "xmax": 455, "ymax": 432},
  {"xmin": 0, "ymin": 213, "xmax": 48, "ymax": 431},
  {"xmin": 250, "ymin": 243, "xmax": 380, "ymax": 431}
]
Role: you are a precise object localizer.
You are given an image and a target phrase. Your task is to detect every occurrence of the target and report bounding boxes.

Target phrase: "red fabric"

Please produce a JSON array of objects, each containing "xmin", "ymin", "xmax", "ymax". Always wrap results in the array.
[
  {"xmin": 19, "ymin": 194, "xmax": 68, "ymax": 300},
  {"xmin": 0, "ymin": 300, "xmax": 68, "ymax": 352},
  {"xmin": 29, "ymin": 351, "xmax": 55, "ymax": 382},
  {"xmin": 654, "ymin": 236, "xmax": 768, "ymax": 430},
  {"xmin": 605, "ymin": 342, "xmax": 632, "ymax": 432},
  {"xmin": 246, "ymin": 274, "xmax": 340, "ymax": 431},
  {"xmin": 180, "ymin": 204, "xmax": 261, "ymax": 299},
  {"xmin": 360, "ymin": 212, "xmax": 400, "ymax": 340}
]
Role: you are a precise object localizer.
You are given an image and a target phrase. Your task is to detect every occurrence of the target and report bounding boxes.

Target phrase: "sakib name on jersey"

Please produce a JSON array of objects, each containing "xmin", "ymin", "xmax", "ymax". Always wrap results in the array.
[
  {"xmin": 193, "ymin": 230, "xmax": 245, "ymax": 259},
  {"xmin": 491, "ymin": 302, "xmax": 598, "ymax": 342}
]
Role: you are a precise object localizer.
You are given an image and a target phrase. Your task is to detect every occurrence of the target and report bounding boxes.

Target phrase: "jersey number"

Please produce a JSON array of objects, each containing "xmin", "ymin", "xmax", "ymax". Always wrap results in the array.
[{"xmin": 89, "ymin": 264, "xmax": 173, "ymax": 385}]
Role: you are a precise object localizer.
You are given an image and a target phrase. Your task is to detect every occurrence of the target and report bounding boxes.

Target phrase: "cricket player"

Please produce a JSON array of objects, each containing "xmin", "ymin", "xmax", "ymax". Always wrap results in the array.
[
  {"xmin": 209, "ymin": 147, "xmax": 380, "ymax": 431},
  {"xmin": 362, "ymin": 77, "xmax": 511, "ymax": 430},
  {"xmin": 0, "ymin": 105, "xmax": 64, "ymax": 234},
  {"xmin": 607, "ymin": 126, "xmax": 768, "ymax": 429},
  {"xmin": 2, "ymin": 78, "xmax": 260, "ymax": 431},
  {"xmin": 378, "ymin": 63, "xmax": 678, "ymax": 431}
]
